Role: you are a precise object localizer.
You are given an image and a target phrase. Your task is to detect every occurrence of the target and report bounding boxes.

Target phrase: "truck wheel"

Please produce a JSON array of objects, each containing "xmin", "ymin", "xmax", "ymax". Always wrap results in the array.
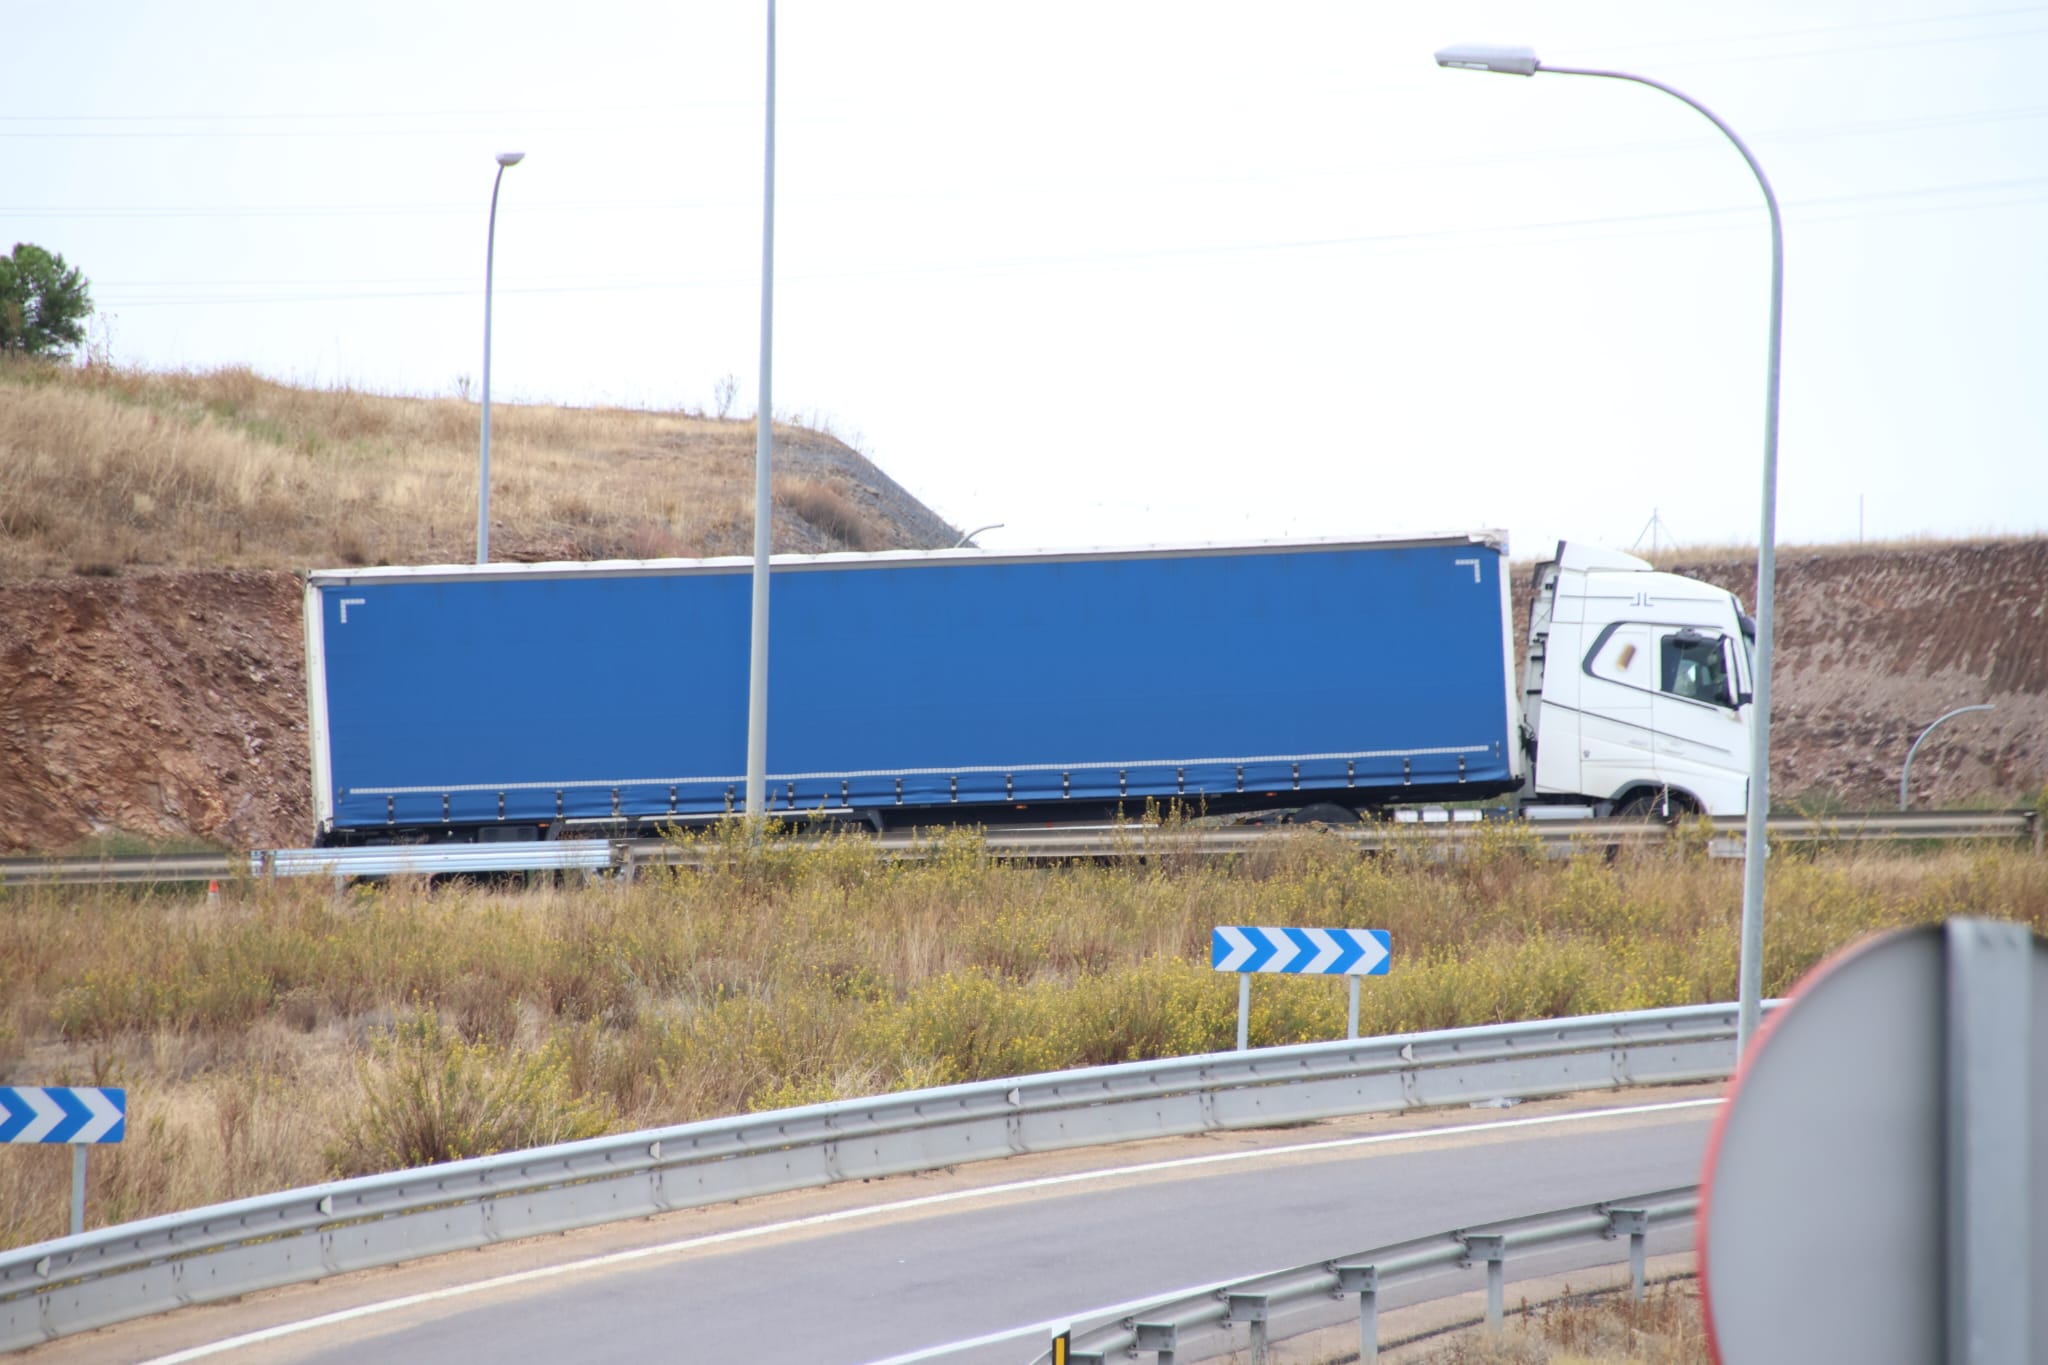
[
  {"xmin": 1614, "ymin": 792, "xmax": 1664, "ymax": 821},
  {"xmin": 1291, "ymin": 802, "xmax": 1359, "ymax": 827},
  {"xmin": 1605, "ymin": 791, "xmax": 1670, "ymax": 860},
  {"xmin": 1615, "ymin": 789, "xmax": 1700, "ymax": 824}
]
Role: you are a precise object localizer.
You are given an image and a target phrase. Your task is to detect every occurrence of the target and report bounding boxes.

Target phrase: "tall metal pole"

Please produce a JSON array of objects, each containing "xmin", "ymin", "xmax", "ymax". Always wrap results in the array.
[
  {"xmin": 477, "ymin": 151, "xmax": 524, "ymax": 564},
  {"xmin": 1437, "ymin": 49, "xmax": 1783, "ymax": 1056},
  {"xmin": 1535, "ymin": 64, "xmax": 1781, "ymax": 1055},
  {"xmin": 1901, "ymin": 704, "xmax": 1995, "ymax": 810},
  {"xmin": 745, "ymin": 0, "xmax": 776, "ymax": 821}
]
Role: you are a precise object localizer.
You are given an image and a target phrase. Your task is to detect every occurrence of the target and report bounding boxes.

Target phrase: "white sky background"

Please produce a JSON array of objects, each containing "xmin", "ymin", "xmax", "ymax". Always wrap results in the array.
[{"xmin": 9, "ymin": 2, "xmax": 2047, "ymax": 557}]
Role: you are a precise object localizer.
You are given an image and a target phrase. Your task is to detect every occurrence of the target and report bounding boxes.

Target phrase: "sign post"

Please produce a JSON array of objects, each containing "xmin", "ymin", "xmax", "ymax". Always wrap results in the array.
[
  {"xmin": 1212, "ymin": 927, "xmax": 1391, "ymax": 1050},
  {"xmin": 1, "ymin": 1086, "xmax": 127, "ymax": 1235}
]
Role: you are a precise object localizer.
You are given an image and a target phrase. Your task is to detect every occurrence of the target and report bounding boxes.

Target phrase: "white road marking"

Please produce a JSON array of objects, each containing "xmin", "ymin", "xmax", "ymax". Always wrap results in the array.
[{"xmin": 141, "ymin": 1097, "xmax": 1721, "ymax": 1364}]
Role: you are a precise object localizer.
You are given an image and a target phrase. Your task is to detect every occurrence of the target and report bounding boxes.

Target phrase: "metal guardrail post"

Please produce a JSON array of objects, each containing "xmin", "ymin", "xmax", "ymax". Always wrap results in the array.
[
  {"xmin": 1227, "ymin": 1293, "xmax": 1270, "ymax": 1365},
  {"xmin": 1131, "ymin": 1322, "xmax": 1177, "ymax": 1363},
  {"xmin": 1335, "ymin": 1263, "xmax": 1380, "ymax": 1363},
  {"xmin": 1461, "ymin": 1234, "xmax": 1507, "ymax": 1330},
  {"xmin": 1606, "ymin": 1208, "xmax": 1649, "ymax": 1300}
]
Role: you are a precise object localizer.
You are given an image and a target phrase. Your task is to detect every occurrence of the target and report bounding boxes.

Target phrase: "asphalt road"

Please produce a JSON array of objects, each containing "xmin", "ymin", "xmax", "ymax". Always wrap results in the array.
[{"xmin": 40, "ymin": 1089, "xmax": 1720, "ymax": 1365}]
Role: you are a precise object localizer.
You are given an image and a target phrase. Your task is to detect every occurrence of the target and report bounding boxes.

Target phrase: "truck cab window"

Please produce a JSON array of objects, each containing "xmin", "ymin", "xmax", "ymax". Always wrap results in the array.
[
  {"xmin": 1585, "ymin": 623, "xmax": 1653, "ymax": 687},
  {"xmin": 1661, "ymin": 633, "xmax": 1732, "ymax": 706}
]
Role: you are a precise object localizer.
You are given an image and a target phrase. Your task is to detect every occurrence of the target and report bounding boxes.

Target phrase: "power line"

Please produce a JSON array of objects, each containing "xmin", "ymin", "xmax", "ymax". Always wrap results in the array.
[
  {"xmin": 9, "ymin": 9, "xmax": 2048, "ymax": 141},
  {"xmin": 1576, "ymin": 3, "xmax": 2048, "ymax": 59},
  {"xmin": 0, "ymin": 97, "xmax": 770, "ymax": 124},
  {"xmin": 15, "ymin": 99, "xmax": 2048, "ymax": 222},
  {"xmin": 91, "ymin": 172, "xmax": 2048, "ymax": 308},
  {"xmin": 1603, "ymin": 20, "xmax": 2048, "ymax": 69}
]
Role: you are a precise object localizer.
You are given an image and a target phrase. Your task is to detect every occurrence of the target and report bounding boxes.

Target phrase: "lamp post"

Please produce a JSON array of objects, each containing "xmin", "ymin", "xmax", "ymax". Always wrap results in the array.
[
  {"xmin": 745, "ymin": 1, "xmax": 775, "ymax": 822},
  {"xmin": 1900, "ymin": 704, "xmax": 1994, "ymax": 810},
  {"xmin": 1435, "ymin": 45, "xmax": 1783, "ymax": 1055},
  {"xmin": 478, "ymin": 150, "xmax": 525, "ymax": 564},
  {"xmin": 954, "ymin": 523, "xmax": 1003, "ymax": 548}
]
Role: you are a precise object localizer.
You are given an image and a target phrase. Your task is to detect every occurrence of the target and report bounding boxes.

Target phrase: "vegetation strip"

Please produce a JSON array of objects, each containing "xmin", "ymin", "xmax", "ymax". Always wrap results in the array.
[{"xmin": 4, "ymin": 821, "xmax": 2043, "ymax": 1249}]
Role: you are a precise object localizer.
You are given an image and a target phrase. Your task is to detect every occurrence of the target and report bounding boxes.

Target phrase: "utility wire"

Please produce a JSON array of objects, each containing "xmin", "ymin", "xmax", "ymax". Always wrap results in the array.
[
  {"xmin": 8, "ymin": 9, "xmax": 2048, "ymax": 138},
  {"xmin": 91, "ymin": 172, "xmax": 2048, "ymax": 307},
  {"xmin": 15, "ymin": 100, "xmax": 2048, "ymax": 221}
]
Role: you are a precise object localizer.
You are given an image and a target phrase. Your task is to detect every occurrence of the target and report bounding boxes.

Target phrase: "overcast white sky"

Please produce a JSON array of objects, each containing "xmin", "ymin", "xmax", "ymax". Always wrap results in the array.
[{"xmin": 10, "ymin": 2, "xmax": 2046, "ymax": 556}]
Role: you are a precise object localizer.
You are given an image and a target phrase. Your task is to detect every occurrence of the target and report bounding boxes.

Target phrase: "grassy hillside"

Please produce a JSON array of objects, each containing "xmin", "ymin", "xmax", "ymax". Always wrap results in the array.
[{"xmin": 0, "ymin": 358, "xmax": 949, "ymax": 581}]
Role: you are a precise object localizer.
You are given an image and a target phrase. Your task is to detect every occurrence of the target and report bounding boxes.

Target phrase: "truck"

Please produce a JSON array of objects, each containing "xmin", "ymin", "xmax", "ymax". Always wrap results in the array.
[{"xmin": 302, "ymin": 532, "xmax": 1756, "ymax": 845}]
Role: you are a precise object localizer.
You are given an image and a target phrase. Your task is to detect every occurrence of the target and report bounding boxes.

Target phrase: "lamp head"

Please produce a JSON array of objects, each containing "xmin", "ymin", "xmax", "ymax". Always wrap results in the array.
[
  {"xmin": 496, "ymin": 151, "xmax": 527, "ymax": 167},
  {"xmin": 1434, "ymin": 45, "xmax": 1540, "ymax": 76}
]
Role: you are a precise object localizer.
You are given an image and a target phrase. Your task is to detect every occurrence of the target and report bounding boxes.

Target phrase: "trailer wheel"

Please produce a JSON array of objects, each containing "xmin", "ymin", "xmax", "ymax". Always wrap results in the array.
[{"xmin": 1290, "ymin": 802, "xmax": 1359, "ymax": 827}]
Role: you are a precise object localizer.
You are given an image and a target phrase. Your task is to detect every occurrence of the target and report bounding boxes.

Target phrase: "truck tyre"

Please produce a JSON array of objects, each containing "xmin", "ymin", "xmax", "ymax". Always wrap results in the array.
[
  {"xmin": 1614, "ymin": 792, "xmax": 1665, "ymax": 821},
  {"xmin": 1615, "ymin": 789, "xmax": 1701, "ymax": 824},
  {"xmin": 1291, "ymin": 802, "xmax": 1360, "ymax": 827}
]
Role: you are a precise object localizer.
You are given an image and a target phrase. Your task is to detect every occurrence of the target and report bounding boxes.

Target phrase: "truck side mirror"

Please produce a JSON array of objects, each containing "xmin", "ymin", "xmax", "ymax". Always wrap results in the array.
[{"xmin": 1720, "ymin": 637, "xmax": 1746, "ymax": 708}]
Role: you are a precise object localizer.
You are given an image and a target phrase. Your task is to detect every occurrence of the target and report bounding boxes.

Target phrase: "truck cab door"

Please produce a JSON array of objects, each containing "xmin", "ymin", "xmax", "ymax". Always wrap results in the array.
[
  {"xmin": 1648, "ymin": 628, "xmax": 1748, "ymax": 811},
  {"xmin": 1577, "ymin": 622, "xmax": 1656, "ymax": 800}
]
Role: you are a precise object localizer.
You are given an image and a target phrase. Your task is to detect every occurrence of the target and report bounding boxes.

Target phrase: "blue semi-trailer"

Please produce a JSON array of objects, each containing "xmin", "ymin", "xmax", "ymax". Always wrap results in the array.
[{"xmin": 303, "ymin": 532, "xmax": 1755, "ymax": 845}]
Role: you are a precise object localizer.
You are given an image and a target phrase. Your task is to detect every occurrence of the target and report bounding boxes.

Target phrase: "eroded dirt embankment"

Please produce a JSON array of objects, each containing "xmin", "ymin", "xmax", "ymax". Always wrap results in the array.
[
  {"xmin": 2, "ymin": 540, "xmax": 2043, "ymax": 852},
  {"xmin": 1667, "ymin": 541, "xmax": 2048, "ymax": 808},
  {"xmin": 1, "ymin": 571, "xmax": 307, "ymax": 852}
]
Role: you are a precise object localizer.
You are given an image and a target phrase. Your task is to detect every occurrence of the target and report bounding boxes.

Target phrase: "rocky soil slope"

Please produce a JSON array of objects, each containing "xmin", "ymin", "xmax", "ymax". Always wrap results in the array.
[
  {"xmin": 3, "ymin": 538, "xmax": 2042, "ymax": 853},
  {"xmin": 1665, "ymin": 540, "xmax": 2047, "ymax": 810}
]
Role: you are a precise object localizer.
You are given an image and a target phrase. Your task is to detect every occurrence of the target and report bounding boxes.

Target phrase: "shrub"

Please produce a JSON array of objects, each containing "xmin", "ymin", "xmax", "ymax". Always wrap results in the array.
[{"xmin": 329, "ymin": 1007, "xmax": 609, "ymax": 1176}]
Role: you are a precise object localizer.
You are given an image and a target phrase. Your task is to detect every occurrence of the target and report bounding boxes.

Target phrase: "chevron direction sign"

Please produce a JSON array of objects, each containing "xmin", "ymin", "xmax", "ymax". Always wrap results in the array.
[
  {"xmin": 1212, "ymin": 927, "xmax": 1390, "ymax": 976},
  {"xmin": 0, "ymin": 1087, "xmax": 126, "ymax": 1144}
]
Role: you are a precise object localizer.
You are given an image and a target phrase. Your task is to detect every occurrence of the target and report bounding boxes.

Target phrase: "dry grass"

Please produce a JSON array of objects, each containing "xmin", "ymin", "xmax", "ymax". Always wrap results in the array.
[
  {"xmin": 1406, "ymin": 1280, "xmax": 1708, "ymax": 1364},
  {"xmin": 774, "ymin": 473, "xmax": 878, "ymax": 551},
  {"xmin": 3, "ymin": 826, "xmax": 2044, "ymax": 1249},
  {"xmin": 1502, "ymin": 534, "xmax": 2033, "ymax": 582},
  {"xmin": 0, "ymin": 358, "xmax": 902, "ymax": 580},
  {"xmin": 1633, "ymin": 534, "xmax": 2037, "ymax": 571}
]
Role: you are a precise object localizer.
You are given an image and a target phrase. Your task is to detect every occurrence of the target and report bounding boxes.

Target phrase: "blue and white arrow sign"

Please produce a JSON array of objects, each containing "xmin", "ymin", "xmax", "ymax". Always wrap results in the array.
[
  {"xmin": 1212, "ymin": 927, "xmax": 1390, "ymax": 976},
  {"xmin": 0, "ymin": 1087, "xmax": 126, "ymax": 1144}
]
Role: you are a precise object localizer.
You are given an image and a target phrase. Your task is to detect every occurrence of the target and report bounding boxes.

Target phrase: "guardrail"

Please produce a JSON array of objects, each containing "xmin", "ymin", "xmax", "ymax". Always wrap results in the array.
[
  {"xmin": 0, "ymin": 851, "xmax": 240, "ymax": 887},
  {"xmin": 873, "ymin": 808, "xmax": 2041, "ymax": 863},
  {"xmin": 2, "ymin": 808, "xmax": 2036, "ymax": 887},
  {"xmin": 254, "ymin": 842, "xmax": 616, "ymax": 879},
  {"xmin": 1029, "ymin": 1187, "xmax": 1700, "ymax": 1364},
  {"xmin": 0, "ymin": 1003, "xmax": 1743, "ymax": 1350}
]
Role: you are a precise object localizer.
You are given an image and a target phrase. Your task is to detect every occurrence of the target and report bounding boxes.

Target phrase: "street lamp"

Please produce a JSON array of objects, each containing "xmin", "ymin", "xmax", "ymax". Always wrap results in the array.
[
  {"xmin": 1436, "ymin": 44, "xmax": 1784, "ymax": 1055},
  {"xmin": 954, "ymin": 523, "xmax": 1003, "ymax": 548},
  {"xmin": 1900, "ymin": 704, "xmax": 1995, "ymax": 810},
  {"xmin": 745, "ymin": 2, "xmax": 776, "ymax": 822},
  {"xmin": 478, "ymin": 150, "xmax": 525, "ymax": 564}
]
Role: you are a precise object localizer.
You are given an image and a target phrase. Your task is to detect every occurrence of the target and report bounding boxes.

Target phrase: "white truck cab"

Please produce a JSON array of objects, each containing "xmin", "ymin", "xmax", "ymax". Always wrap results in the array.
[{"xmin": 1521, "ymin": 542, "xmax": 1755, "ymax": 818}]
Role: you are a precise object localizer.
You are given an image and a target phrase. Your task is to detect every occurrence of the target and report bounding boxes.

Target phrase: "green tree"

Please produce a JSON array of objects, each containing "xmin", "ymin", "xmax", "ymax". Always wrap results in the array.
[{"xmin": 0, "ymin": 243, "xmax": 94, "ymax": 356}]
